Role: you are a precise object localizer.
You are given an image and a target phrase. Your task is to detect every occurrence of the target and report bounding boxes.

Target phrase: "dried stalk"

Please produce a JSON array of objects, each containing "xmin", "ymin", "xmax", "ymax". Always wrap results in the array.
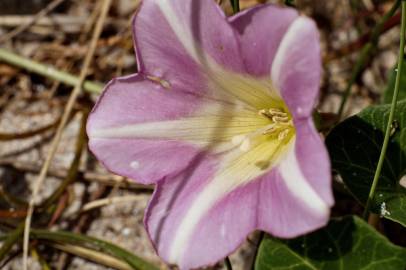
[{"xmin": 21, "ymin": 0, "xmax": 113, "ymax": 268}]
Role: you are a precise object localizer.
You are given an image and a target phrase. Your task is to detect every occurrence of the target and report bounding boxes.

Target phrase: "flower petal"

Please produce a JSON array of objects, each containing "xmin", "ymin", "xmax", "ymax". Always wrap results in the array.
[
  {"xmin": 257, "ymin": 167, "xmax": 331, "ymax": 238},
  {"xmin": 145, "ymin": 132, "xmax": 331, "ymax": 269},
  {"xmin": 145, "ymin": 135, "xmax": 295, "ymax": 268},
  {"xmin": 87, "ymin": 74, "xmax": 202, "ymax": 184},
  {"xmin": 134, "ymin": 0, "xmax": 244, "ymax": 84},
  {"xmin": 271, "ymin": 16, "xmax": 322, "ymax": 119},
  {"xmin": 291, "ymin": 118, "xmax": 334, "ymax": 205},
  {"xmin": 229, "ymin": 4, "xmax": 298, "ymax": 77}
]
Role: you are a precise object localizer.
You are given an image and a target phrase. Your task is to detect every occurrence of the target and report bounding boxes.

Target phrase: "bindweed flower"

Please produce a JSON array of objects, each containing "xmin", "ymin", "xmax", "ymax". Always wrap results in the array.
[{"xmin": 87, "ymin": 0, "xmax": 334, "ymax": 269}]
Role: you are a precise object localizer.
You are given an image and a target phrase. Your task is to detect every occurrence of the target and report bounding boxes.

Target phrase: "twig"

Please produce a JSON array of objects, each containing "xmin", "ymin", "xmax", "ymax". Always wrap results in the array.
[
  {"xmin": 0, "ymin": 210, "xmax": 27, "ymax": 219},
  {"xmin": 325, "ymin": 12, "xmax": 401, "ymax": 62},
  {"xmin": 40, "ymin": 111, "xmax": 87, "ymax": 209},
  {"xmin": 0, "ymin": 15, "xmax": 87, "ymax": 27},
  {"xmin": 0, "ymin": 0, "xmax": 66, "ymax": 43},
  {"xmin": 81, "ymin": 195, "xmax": 147, "ymax": 213},
  {"xmin": 363, "ymin": 1, "xmax": 406, "ymax": 220},
  {"xmin": 0, "ymin": 48, "xmax": 103, "ymax": 94},
  {"xmin": 336, "ymin": 0, "xmax": 401, "ymax": 119},
  {"xmin": 0, "ymin": 15, "xmax": 127, "ymax": 33},
  {"xmin": 22, "ymin": 0, "xmax": 113, "ymax": 269},
  {"xmin": 0, "ymin": 159, "xmax": 153, "ymax": 190},
  {"xmin": 0, "ymin": 117, "xmax": 60, "ymax": 141},
  {"xmin": 56, "ymin": 185, "xmax": 108, "ymax": 269}
]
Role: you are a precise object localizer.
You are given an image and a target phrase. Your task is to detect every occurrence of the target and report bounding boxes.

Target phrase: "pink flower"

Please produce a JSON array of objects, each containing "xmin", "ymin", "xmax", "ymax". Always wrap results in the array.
[{"xmin": 87, "ymin": 1, "xmax": 334, "ymax": 269}]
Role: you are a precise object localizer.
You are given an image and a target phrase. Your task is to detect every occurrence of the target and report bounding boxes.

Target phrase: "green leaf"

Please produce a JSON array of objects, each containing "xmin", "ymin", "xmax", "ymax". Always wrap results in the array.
[
  {"xmin": 326, "ymin": 100, "xmax": 406, "ymax": 226},
  {"xmin": 255, "ymin": 216, "xmax": 406, "ymax": 270},
  {"xmin": 383, "ymin": 56, "xmax": 406, "ymax": 103},
  {"xmin": 30, "ymin": 229, "xmax": 159, "ymax": 270}
]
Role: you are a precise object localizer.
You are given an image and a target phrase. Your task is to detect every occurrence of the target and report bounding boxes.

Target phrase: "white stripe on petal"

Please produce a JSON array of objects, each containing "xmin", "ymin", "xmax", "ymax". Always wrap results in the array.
[
  {"xmin": 271, "ymin": 17, "xmax": 310, "ymax": 92},
  {"xmin": 169, "ymin": 136, "xmax": 294, "ymax": 262},
  {"xmin": 155, "ymin": 0, "xmax": 205, "ymax": 64},
  {"xmin": 89, "ymin": 102, "xmax": 269, "ymax": 154},
  {"xmin": 155, "ymin": 0, "xmax": 282, "ymax": 109},
  {"xmin": 278, "ymin": 142, "xmax": 329, "ymax": 215}
]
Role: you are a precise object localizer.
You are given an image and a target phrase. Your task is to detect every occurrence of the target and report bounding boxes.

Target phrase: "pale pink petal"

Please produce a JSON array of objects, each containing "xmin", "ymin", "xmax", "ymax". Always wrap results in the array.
[
  {"xmin": 229, "ymin": 4, "xmax": 298, "ymax": 77},
  {"xmin": 134, "ymin": 0, "xmax": 245, "ymax": 91},
  {"xmin": 87, "ymin": 74, "xmax": 202, "ymax": 184},
  {"xmin": 145, "ymin": 142, "xmax": 331, "ymax": 269},
  {"xmin": 87, "ymin": 74, "xmax": 200, "ymax": 130},
  {"xmin": 292, "ymin": 118, "xmax": 334, "ymax": 205},
  {"xmin": 271, "ymin": 16, "xmax": 322, "ymax": 119}
]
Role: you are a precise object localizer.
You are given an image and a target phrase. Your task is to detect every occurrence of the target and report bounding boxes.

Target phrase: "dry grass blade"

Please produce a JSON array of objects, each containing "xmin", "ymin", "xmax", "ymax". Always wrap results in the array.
[
  {"xmin": 0, "ymin": 0, "xmax": 66, "ymax": 43},
  {"xmin": 21, "ymin": 0, "xmax": 113, "ymax": 269},
  {"xmin": 40, "ymin": 111, "xmax": 87, "ymax": 210},
  {"xmin": 30, "ymin": 229, "xmax": 159, "ymax": 270},
  {"xmin": 81, "ymin": 195, "xmax": 147, "ymax": 213},
  {"xmin": 51, "ymin": 243, "xmax": 133, "ymax": 270},
  {"xmin": 0, "ymin": 223, "xmax": 24, "ymax": 264},
  {"xmin": 0, "ymin": 159, "xmax": 154, "ymax": 190}
]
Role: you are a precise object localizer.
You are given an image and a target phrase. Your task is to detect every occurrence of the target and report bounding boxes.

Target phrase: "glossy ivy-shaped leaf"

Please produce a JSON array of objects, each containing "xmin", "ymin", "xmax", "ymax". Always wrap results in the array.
[
  {"xmin": 326, "ymin": 100, "xmax": 406, "ymax": 226},
  {"xmin": 383, "ymin": 56, "xmax": 406, "ymax": 103},
  {"xmin": 255, "ymin": 216, "xmax": 406, "ymax": 270}
]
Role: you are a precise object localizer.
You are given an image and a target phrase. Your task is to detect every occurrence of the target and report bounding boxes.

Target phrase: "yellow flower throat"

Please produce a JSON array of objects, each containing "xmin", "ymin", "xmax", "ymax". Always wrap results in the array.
[{"xmin": 231, "ymin": 107, "xmax": 294, "ymax": 152}]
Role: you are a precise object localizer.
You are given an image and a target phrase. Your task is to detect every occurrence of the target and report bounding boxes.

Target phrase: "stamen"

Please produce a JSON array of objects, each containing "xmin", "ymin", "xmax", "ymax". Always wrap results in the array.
[
  {"xmin": 272, "ymin": 115, "xmax": 289, "ymax": 123},
  {"xmin": 259, "ymin": 108, "xmax": 289, "ymax": 123},
  {"xmin": 232, "ymin": 108, "xmax": 293, "ymax": 152},
  {"xmin": 268, "ymin": 108, "xmax": 288, "ymax": 117},
  {"xmin": 258, "ymin": 109, "xmax": 272, "ymax": 118}
]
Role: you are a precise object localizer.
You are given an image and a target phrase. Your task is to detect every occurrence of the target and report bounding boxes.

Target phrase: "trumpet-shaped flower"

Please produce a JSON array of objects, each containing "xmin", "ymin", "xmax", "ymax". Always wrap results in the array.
[{"xmin": 87, "ymin": 1, "xmax": 334, "ymax": 269}]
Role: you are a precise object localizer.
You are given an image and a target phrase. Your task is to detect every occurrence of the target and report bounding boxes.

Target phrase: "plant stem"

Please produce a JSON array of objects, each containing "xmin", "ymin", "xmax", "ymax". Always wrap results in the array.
[
  {"xmin": 363, "ymin": 0, "xmax": 406, "ymax": 220},
  {"xmin": 0, "ymin": 47, "xmax": 103, "ymax": 94},
  {"xmin": 22, "ymin": 1, "xmax": 112, "ymax": 268},
  {"xmin": 337, "ymin": 0, "xmax": 401, "ymax": 119},
  {"xmin": 224, "ymin": 257, "xmax": 233, "ymax": 270},
  {"xmin": 231, "ymin": 0, "xmax": 239, "ymax": 14}
]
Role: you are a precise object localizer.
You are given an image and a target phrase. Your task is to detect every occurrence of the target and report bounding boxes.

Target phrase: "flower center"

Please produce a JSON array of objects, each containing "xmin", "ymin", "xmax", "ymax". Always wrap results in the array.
[{"xmin": 231, "ymin": 107, "xmax": 294, "ymax": 152}]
